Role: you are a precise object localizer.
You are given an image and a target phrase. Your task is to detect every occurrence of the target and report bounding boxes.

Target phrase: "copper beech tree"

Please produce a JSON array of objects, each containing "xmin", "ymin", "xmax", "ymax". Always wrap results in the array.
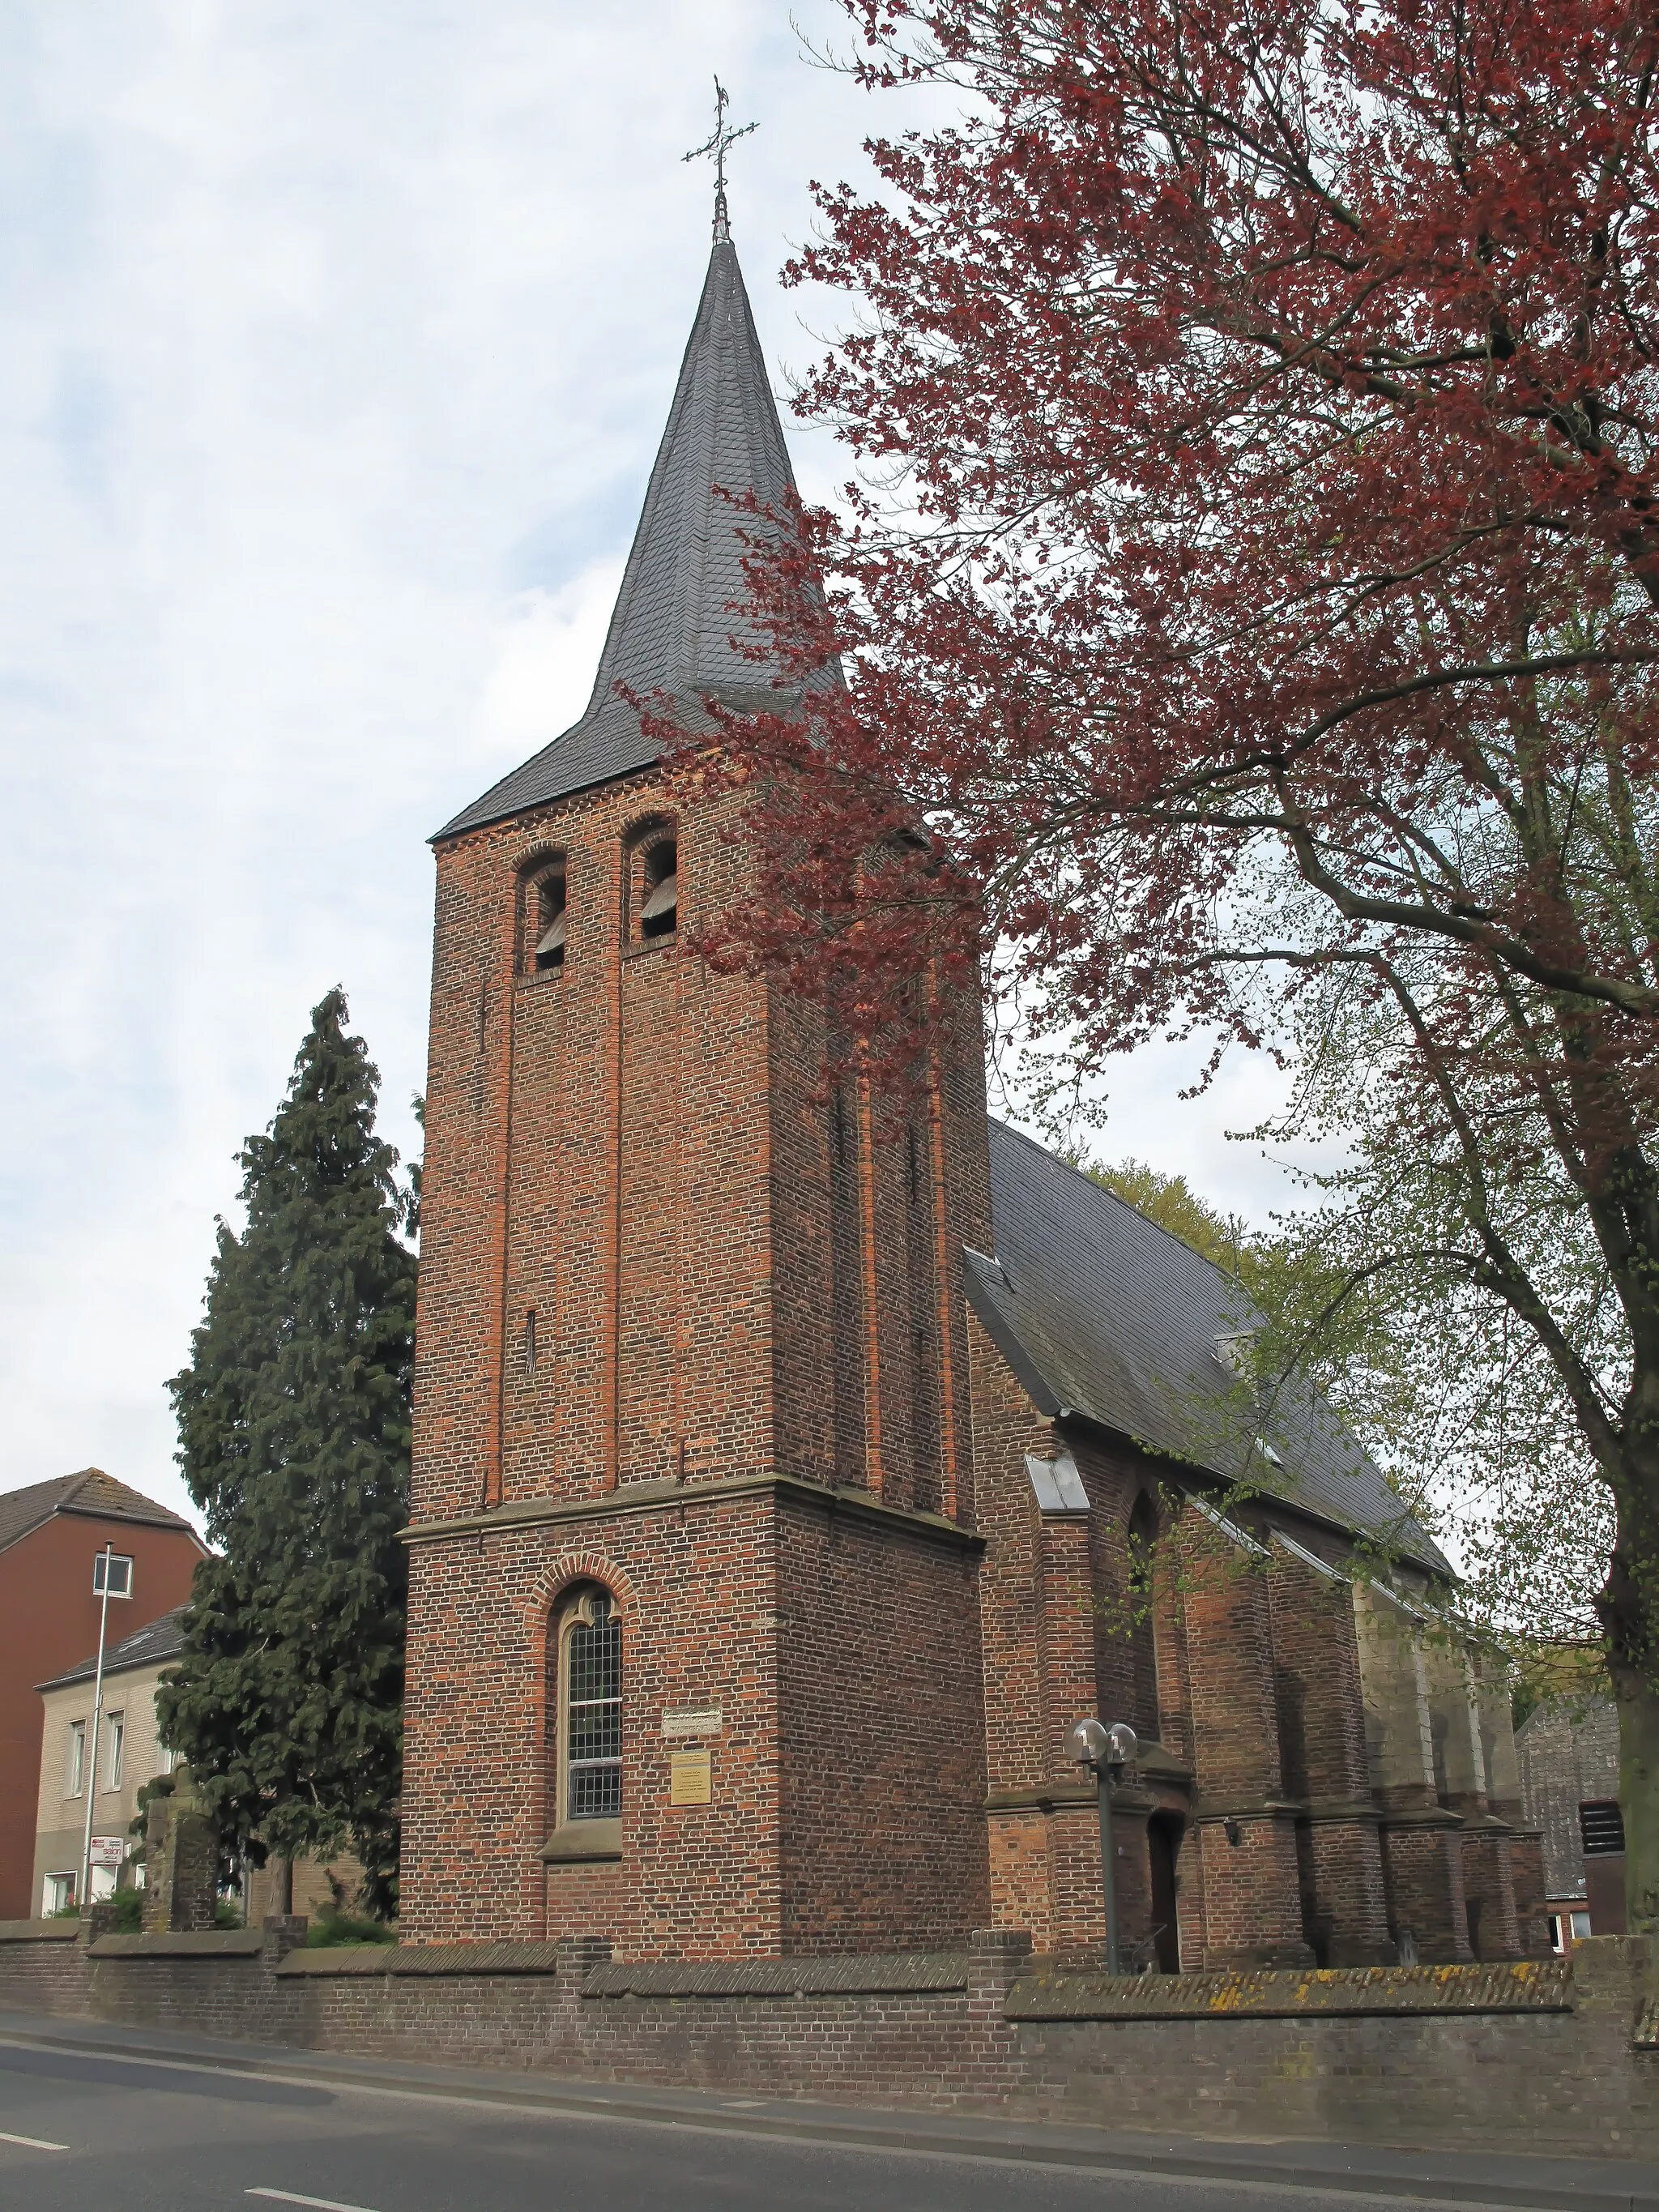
[{"xmin": 656, "ymin": 0, "xmax": 1659, "ymax": 1923}]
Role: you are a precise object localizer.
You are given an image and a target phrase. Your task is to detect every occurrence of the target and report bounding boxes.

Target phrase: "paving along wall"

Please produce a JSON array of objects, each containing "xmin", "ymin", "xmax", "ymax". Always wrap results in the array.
[{"xmin": 2, "ymin": 1919, "xmax": 1657, "ymax": 2159}]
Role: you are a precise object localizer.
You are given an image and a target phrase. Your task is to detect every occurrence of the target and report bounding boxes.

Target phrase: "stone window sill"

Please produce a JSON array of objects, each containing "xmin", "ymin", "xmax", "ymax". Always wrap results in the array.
[{"xmin": 540, "ymin": 1820, "xmax": 622, "ymax": 1864}]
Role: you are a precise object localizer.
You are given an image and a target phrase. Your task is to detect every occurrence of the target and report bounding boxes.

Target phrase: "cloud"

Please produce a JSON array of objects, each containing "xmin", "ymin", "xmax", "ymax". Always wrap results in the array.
[
  {"xmin": 0, "ymin": 2, "xmax": 1297, "ymax": 1523},
  {"xmin": 468, "ymin": 563, "xmax": 624, "ymax": 763}
]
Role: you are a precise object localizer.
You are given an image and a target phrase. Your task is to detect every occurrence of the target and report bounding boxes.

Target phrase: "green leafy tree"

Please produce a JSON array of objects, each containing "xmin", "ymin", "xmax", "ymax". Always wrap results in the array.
[
  {"xmin": 159, "ymin": 989, "xmax": 416, "ymax": 1917},
  {"xmin": 1079, "ymin": 1145, "xmax": 1611, "ymax": 1659},
  {"xmin": 1074, "ymin": 1155, "xmax": 1249, "ymax": 1280}
]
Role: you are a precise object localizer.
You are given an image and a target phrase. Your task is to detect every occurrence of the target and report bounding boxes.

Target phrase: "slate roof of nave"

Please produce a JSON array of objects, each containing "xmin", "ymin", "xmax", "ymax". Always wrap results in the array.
[
  {"xmin": 439, "ymin": 231, "xmax": 836, "ymax": 841},
  {"xmin": 973, "ymin": 1119, "xmax": 1451, "ymax": 1572}
]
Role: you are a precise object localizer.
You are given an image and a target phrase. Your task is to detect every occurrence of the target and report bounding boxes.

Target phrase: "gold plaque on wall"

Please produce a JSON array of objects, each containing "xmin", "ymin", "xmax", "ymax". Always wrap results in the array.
[{"xmin": 669, "ymin": 1748, "xmax": 713, "ymax": 1806}]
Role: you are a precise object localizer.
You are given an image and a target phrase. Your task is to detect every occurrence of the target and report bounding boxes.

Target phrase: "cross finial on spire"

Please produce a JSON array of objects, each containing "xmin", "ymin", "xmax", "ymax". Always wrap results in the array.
[{"xmin": 683, "ymin": 75, "xmax": 757, "ymax": 243}]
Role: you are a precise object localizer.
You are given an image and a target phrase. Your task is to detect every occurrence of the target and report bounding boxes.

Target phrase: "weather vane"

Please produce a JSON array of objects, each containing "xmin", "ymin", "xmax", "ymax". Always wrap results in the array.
[{"xmin": 684, "ymin": 75, "xmax": 757, "ymax": 242}]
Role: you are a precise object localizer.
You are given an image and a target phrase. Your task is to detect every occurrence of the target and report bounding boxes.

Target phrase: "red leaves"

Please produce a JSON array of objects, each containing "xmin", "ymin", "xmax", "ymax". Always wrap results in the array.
[{"xmin": 650, "ymin": 0, "xmax": 1659, "ymax": 1202}]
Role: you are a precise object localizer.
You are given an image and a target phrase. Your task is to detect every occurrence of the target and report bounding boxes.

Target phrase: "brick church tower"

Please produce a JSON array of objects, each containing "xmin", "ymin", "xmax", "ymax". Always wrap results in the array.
[
  {"xmin": 402, "ymin": 204, "xmax": 994, "ymax": 1951},
  {"xmin": 407, "ymin": 198, "xmax": 1550, "ymax": 1974}
]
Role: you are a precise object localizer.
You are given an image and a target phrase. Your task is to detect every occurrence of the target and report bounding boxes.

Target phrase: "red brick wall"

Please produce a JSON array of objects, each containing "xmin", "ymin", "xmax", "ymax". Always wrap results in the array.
[
  {"xmin": 412, "ymin": 750, "xmax": 1510, "ymax": 1975},
  {"xmin": 407, "ymin": 761, "xmax": 992, "ymax": 1951},
  {"xmin": 1381, "ymin": 1821, "xmax": 1473, "ymax": 1962},
  {"xmin": 403, "ymin": 1502, "xmax": 782, "ymax": 1954},
  {"xmin": 1163, "ymin": 1508, "xmax": 1311, "ymax": 1966},
  {"xmin": 970, "ymin": 1340, "xmax": 1189, "ymax": 1963},
  {"xmin": 1265, "ymin": 1541, "xmax": 1393, "ymax": 1965},
  {"xmin": 775, "ymin": 1495, "xmax": 988, "ymax": 1950},
  {"xmin": 968, "ymin": 1309, "xmax": 1055, "ymax": 1804},
  {"xmin": 4, "ymin": 1929, "xmax": 1647, "ymax": 2161}
]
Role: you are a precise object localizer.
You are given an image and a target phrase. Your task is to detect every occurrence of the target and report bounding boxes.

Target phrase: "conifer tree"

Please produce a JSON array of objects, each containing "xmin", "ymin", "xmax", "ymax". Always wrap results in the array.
[{"xmin": 160, "ymin": 989, "xmax": 416, "ymax": 1916}]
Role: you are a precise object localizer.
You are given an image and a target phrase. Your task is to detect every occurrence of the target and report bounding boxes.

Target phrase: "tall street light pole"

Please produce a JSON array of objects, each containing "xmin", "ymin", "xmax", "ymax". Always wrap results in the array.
[
  {"xmin": 1068, "ymin": 1717, "xmax": 1139, "ymax": 1974},
  {"xmin": 79, "ymin": 1543, "xmax": 115, "ymax": 1916}
]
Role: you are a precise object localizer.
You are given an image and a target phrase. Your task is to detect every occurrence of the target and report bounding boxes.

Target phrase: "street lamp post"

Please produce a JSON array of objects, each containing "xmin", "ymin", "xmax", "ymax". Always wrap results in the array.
[
  {"xmin": 79, "ymin": 1543, "xmax": 115, "ymax": 1918},
  {"xmin": 1068, "ymin": 1716, "xmax": 1139, "ymax": 1974}
]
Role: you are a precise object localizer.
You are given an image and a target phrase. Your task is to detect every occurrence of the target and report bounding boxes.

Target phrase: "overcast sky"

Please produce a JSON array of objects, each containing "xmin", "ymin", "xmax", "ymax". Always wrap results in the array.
[{"xmin": 0, "ymin": 2, "xmax": 1299, "ymax": 1527}]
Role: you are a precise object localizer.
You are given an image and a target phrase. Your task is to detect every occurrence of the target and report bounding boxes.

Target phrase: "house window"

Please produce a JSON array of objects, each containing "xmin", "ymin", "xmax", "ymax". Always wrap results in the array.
[
  {"xmin": 1547, "ymin": 1913, "xmax": 1564, "ymax": 1954},
  {"xmin": 93, "ymin": 1552, "xmax": 133, "ymax": 1599},
  {"xmin": 66, "ymin": 1721, "xmax": 86, "ymax": 1799},
  {"xmin": 1571, "ymin": 1909, "xmax": 1593, "ymax": 1940},
  {"xmin": 105, "ymin": 1711, "xmax": 125, "ymax": 1791},
  {"xmin": 43, "ymin": 1873, "xmax": 75, "ymax": 1915},
  {"xmin": 561, "ymin": 1590, "xmax": 622, "ymax": 1821}
]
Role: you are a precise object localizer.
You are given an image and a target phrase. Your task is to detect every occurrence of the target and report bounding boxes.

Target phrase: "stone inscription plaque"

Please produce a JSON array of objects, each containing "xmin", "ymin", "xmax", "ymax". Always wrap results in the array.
[
  {"xmin": 669, "ymin": 1748, "xmax": 713, "ymax": 1805},
  {"xmin": 662, "ymin": 1706, "xmax": 723, "ymax": 1738}
]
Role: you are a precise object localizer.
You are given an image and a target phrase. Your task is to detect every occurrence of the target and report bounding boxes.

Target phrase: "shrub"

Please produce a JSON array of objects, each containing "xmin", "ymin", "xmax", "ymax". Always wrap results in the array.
[{"xmin": 307, "ymin": 1910, "xmax": 395, "ymax": 1948}]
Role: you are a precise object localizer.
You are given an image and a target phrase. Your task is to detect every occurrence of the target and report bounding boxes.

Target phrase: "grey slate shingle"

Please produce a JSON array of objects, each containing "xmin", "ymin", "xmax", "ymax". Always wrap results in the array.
[
  {"xmin": 38, "ymin": 1603, "xmax": 189, "ymax": 1692},
  {"xmin": 438, "ymin": 235, "xmax": 834, "ymax": 840},
  {"xmin": 976, "ymin": 1120, "xmax": 1448, "ymax": 1569}
]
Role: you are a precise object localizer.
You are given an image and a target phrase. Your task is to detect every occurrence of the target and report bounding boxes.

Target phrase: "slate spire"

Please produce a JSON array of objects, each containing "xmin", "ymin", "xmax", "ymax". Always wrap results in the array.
[{"xmin": 440, "ymin": 226, "xmax": 818, "ymax": 839}]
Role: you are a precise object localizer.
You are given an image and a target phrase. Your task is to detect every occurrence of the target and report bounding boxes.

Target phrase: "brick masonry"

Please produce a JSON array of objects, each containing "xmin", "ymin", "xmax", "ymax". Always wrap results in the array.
[
  {"xmin": 1, "ymin": 1925, "xmax": 1656, "ymax": 2159},
  {"xmin": 405, "ymin": 743, "xmax": 1555, "ymax": 1973},
  {"xmin": 406, "ymin": 768, "xmax": 994, "ymax": 1955},
  {"xmin": 394, "ymin": 207, "xmax": 1566, "ymax": 1982}
]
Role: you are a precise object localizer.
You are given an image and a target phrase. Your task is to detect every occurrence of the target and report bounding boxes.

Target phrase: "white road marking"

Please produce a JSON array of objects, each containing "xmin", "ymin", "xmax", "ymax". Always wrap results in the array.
[
  {"xmin": 246, "ymin": 2193, "xmax": 382, "ymax": 2212},
  {"xmin": 0, "ymin": 2130, "xmax": 69, "ymax": 2150}
]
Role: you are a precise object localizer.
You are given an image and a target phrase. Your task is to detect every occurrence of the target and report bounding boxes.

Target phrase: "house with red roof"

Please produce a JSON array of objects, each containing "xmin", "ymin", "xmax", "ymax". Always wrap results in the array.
[{"xmin": 0, "ymin": 1471, "xmax": 203, "ymax": 1917}]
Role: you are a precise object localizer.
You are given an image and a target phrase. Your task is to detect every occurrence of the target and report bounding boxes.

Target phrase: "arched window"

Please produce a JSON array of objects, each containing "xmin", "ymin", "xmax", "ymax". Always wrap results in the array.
[
  {"xmin": 522, "ymin": 857, "xmax": 567, "ymax": 976},
  {"xmin": 556, "ymin": 1586, "xmax": 621, "ymax": 1826},
  {"xmin": 627, "ymin": 822, "xmax": 679, "ymax": 946}
]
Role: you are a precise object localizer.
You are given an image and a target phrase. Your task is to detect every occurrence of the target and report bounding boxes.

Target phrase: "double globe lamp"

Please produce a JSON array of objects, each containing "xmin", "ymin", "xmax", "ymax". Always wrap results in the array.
[{"xmin": 1066, "ymin": 1716, "xmax": 1140, "ymax": 1974}]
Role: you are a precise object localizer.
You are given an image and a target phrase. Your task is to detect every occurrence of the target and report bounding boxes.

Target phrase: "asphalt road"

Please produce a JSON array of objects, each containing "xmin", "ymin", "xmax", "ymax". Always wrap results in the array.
[{"xmin": 0, "ymin": 2029, "xmax": 1643, "ymax": 2212}]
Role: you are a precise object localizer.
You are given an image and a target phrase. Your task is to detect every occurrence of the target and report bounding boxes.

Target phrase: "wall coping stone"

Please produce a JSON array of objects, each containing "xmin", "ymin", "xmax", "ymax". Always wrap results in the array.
[
  {"xmin": 89, "ymin": 1931, "xmax": 264, "ymax": 1959},
  {"xmin": 277, "ymin": 1946, "xmax": 398, "ymax": 1977},
  {"xmin": 585, "ymin": 1953, "xmax": 970, "ymax": 2000},
  {"xmin": 0, "ymin": 1920, "xmax": 79, "ymax": 1942},
  {"xmin": 1005, "ymin": 1960, "xmax": 1572, "ymax": 2021},
  {"xmin": 389, "ymin": 1942, "xmax": 566, "ymax": 1976}
]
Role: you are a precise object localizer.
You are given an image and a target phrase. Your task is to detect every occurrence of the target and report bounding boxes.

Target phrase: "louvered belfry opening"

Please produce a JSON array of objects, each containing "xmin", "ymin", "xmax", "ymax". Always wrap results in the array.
[
  {"xmin": 1580, "ymin": 1799, "xmax": 1626, "ymax": 1856},
  {"xmin": 626, "ymin": 820, "xmax": 679, "ymax": 946},
  {"xmin": 639, "ymin": 839, "xmax": 678, "ymax": 940},
  {"xmin": 531, "ymin": 865, "xmax": 567, "ymax": 971}
]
